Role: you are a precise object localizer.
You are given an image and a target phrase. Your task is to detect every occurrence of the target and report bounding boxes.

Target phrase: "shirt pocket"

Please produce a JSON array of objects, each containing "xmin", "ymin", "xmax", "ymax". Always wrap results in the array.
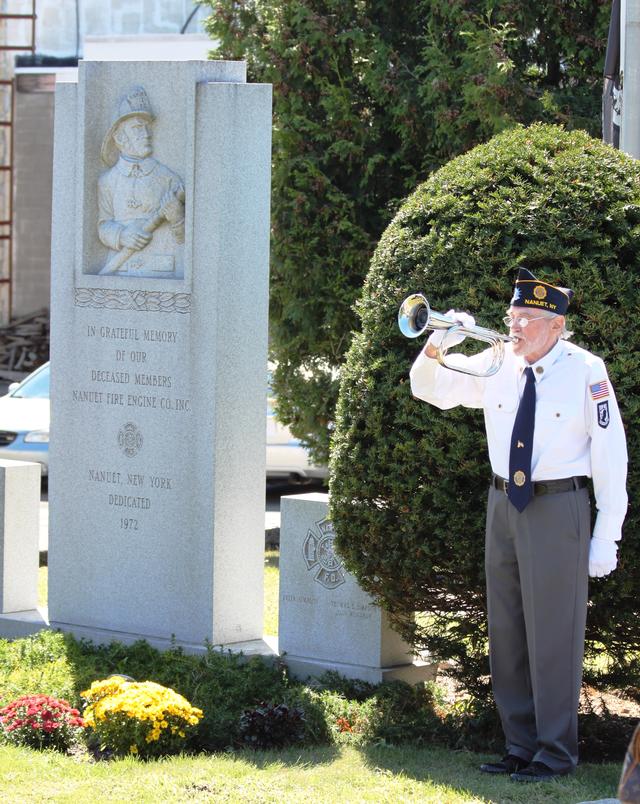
[
  {"xmin": 537, "ymin": 401, "xmax": 572, "ymax": 423},
  {"xmin": 486, "ymin": 396, "xmax": 517, "ymax": 415}
]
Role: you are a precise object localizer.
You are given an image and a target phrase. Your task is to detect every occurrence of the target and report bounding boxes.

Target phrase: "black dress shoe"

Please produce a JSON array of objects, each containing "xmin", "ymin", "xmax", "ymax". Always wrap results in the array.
[
  {"xmin": 480, "ymin": 754, "xmax": 530, "ymax": 774},
  {"xmin": 510, "ymin": 761, "xmax": 570, "ymax": 782}
]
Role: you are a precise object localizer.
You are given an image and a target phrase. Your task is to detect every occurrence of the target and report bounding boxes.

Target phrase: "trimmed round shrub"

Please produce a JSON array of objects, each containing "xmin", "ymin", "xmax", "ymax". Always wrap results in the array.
[{"xmin": 330, "ymin": 123, "xmax": 640, "ymax": 697}]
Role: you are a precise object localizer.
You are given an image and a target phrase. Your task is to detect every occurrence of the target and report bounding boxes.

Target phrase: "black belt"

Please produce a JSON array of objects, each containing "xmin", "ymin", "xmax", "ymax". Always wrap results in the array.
[{"xmin": 492, "ymin": 475, "xmax": 588, "ymax": 496}]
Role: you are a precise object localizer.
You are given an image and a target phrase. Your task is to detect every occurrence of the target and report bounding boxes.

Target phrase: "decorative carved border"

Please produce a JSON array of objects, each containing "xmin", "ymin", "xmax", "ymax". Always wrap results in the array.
[{"xmin": 75, "ymin": 288, "xmax": 191, "ymax": 314}]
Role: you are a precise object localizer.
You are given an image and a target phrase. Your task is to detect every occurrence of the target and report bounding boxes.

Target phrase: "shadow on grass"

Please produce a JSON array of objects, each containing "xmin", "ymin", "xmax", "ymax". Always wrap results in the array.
[
  {"xmin": 223, "ymin": 744, "xmax": 342, "ymax": 770},
  {"xmin": 355, "ymin": 743, "xmax": 621, "ymax": 804}
]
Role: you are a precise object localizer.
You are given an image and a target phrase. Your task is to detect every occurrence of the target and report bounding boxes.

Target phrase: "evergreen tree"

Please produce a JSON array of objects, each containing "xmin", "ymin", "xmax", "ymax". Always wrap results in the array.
[{"xmin": 202, "ymin": 1, "xmax": 611, "ymax": 462}]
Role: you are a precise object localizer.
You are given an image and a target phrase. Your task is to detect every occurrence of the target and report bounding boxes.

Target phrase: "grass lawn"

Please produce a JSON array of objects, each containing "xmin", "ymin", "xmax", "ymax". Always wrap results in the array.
[
  {"xmin": 263, "ymin": 550, "xmax": 279, "ymax": 637},
  {"xmin": 29, "ymin": 553, "xmax": 623, "ymax": 803},
  {"xmin": 0, "ymin": 742, "xmax": 621, "ymax": 803}
]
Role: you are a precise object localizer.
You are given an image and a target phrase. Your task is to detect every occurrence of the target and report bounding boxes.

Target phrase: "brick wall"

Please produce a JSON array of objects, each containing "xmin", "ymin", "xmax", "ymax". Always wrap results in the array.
[{"xmin": 12, "ymin": 85, "xmax": 54, "ymax": 318}]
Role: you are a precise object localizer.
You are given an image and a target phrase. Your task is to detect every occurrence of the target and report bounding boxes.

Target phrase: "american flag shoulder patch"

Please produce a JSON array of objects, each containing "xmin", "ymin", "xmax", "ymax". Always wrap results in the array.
[{"xmin": 590, "ymin": 380, "xmax": 609, "ymax": 400}]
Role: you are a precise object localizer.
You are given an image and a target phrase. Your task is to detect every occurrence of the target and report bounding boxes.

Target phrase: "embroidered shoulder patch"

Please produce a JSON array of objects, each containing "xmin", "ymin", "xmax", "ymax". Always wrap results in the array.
[
  {"xmin": 597, "ymin": 400, "xmax": 610, "ymax": 429},
  {"xmin": 590, "ymin": 380, "xmax": 609, "ymax": 400}
]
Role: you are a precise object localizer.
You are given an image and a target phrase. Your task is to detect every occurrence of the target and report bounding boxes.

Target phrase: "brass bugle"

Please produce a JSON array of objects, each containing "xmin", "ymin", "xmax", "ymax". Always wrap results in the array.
[{"xmin": 398, "ymin": 292, "xmax": 514, "ymax": 378}]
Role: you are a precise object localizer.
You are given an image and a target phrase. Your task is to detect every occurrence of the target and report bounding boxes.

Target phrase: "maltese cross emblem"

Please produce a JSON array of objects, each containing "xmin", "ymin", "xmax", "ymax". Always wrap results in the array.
[{"xmin": 302, "ymin": 517, "xmax": 345, "ymax": 590}]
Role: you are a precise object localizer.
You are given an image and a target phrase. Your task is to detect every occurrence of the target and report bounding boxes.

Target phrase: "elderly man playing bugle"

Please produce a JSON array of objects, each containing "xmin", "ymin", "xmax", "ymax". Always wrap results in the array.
[{"xmin": 409, "ymin": 268, "xmax": 628, "ymax": 782}]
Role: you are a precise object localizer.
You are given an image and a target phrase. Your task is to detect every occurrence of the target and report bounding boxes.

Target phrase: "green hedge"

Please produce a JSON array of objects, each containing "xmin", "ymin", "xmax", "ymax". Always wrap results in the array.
[
  {"xmin": 2, "ymin": 629, "xmax": 635, "ymax": 758},
  {"xmin": 330, "ymin": 124, "xmax": 640, "ymax": 696},
  {"xmin": 203, "ymin": 0, "xmax": 612, "ymax": 464}
]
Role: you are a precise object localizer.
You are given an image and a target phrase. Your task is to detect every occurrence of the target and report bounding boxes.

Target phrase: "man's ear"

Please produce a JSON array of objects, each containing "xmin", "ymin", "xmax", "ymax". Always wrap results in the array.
[
  {"xmin": 113, "ymin": 125, "xmax": 127, "ymax": 150},
  {"xmin": 553, "ymin": 315, "xmax": 565, "ymax": 334}
]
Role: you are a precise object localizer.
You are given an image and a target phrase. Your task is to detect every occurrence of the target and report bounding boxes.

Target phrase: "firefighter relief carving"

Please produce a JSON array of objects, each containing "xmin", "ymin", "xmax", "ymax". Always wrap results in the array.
[{"xmin": 97, "ymin": 86, "xmax": 185, "ymax": 278}]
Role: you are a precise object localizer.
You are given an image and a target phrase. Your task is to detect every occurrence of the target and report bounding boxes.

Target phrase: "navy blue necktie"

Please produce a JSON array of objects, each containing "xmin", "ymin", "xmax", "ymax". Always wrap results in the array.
[{"xmin": 508, "ymin": 366, "xmax": 536, "ymax": 512}]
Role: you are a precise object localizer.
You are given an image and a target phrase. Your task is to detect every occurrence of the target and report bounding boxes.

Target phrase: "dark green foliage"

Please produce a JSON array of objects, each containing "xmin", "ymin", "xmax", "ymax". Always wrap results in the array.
[
  {"xmin": 202, "ymin": 0, "xmax": 612, "ymax": 462},
  {"xmin": 280, "ymin": 686, "xmax": 333, "ymax": 745},
  {"xmin": 239, "ymin": 701, "xmax": 306, "ymax": 748},
  {"xmin": 66, "ymin": 638, "xmax": 291, "ymax": 751},
  {"xmin": 579, "ymin": 712, "xmax": 639, "ymax": 764},
  {"xmin": 2, "ymin": 633, "xmax": 291, "ymax": 751},
  {"xmin": 330, "ymin": 124, "xmax": 640, "ymax": 695},
  {"xmin": 355, "ymin": 681, "xmax": 445, "ymax": 746},
  {"xmin": 314, "ymin": 679, "xmax": 496, "ymax": 754},
  {"xmin": 0, "ymin": 633, "xmax": 634, "ymax": 759},
  {"xmin": 316, "ymin": 670, "xmax": 377, "ymax": 702}
]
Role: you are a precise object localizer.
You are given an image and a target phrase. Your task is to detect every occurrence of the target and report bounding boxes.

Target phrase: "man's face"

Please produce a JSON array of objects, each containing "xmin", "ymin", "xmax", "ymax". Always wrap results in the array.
[
  {"xmin": 507, "ymin": 307, "xmax": 563, "ymax": 363},
  {"xmin": 114, "ymin": 116, "xmax": 152, "ymax": 159}
]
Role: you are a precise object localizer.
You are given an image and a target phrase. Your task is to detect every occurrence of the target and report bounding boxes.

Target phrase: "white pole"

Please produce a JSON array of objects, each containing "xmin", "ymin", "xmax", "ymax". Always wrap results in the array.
[{"xmin": 621, "ymin": 0, "xmax": 640, "ymax": 156}]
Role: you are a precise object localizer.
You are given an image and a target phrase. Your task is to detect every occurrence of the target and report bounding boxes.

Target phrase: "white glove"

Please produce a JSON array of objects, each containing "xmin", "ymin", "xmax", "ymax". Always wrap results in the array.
[
  {"xmin": 588, "ymin": 537, "xmax": 618, "ymax": 578},
  {"xmin": 427, "ymin": 309, "xmax": 476, "ymax": 349}
]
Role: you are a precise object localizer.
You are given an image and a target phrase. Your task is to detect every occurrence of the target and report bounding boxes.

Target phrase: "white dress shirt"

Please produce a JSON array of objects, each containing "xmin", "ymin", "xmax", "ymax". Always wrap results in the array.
[{"xmin": 410, "ymin": 339, "xmax": 628, "ymax": 543}]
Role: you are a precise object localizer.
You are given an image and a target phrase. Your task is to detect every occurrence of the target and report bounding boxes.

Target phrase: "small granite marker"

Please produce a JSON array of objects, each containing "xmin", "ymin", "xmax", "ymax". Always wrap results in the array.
[
  {"xmin": 278, "ymin": 493, "xmax": 438, "ymax": 683},
  {"xmin": 0, "ymin": 461, "xmax": 40, "ymax": 619}
]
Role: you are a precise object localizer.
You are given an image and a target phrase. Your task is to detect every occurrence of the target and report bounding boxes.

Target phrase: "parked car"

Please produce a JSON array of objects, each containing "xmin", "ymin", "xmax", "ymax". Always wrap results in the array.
[
  {"xmin": 266, "ymin": 374, "xmax": 327, "ymax": 483},
  {"xmin": 0, "ymin": 362, "xmax": 50, "ymax": 474},
  {"xmin": 0, "ymin": 362, "xmax": 327, "ymax": 482}
]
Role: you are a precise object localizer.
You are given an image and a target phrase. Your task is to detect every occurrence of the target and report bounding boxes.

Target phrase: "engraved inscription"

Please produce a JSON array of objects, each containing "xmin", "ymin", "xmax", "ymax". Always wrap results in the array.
[
  {"xmin": 329, "ymin": 600, "xmax": 373, "ymax": 620},
  {"xmin": 72, "ymin": 331, "xmax": 192, "ymax": 413},
  {"xmin": 281, "ymin": 594, "xmax": 318, "ymax": 605},
  {"xmin": 88, "ymin": 469, "xmax": 121, "ymax": 484},
  {"xmin": 108, "ymin": 494, "xmax": 151, "ymax": 509},
  {"xmin": 73, "ymin": 316, "xmax": 185, "ymax": 539}
]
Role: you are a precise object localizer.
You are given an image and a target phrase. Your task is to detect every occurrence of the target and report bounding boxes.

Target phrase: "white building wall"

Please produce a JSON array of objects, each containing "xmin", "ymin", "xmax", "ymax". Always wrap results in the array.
[{"xmin": 36, "ymin": 0, "xmax": 210, "ymax": 57}]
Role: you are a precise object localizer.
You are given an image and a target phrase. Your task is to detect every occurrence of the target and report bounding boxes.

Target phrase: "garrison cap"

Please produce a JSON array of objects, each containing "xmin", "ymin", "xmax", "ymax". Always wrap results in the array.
[{"xmin": 510, "ymin": 268, "xmax": 573, "ymax": 315}]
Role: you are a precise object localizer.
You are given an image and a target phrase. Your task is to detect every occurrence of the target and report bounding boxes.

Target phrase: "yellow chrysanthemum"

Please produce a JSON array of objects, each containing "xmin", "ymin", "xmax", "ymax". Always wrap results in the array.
[{"xmin": 81, "ymin": 677, "xmax": 203, "ymax": 757}]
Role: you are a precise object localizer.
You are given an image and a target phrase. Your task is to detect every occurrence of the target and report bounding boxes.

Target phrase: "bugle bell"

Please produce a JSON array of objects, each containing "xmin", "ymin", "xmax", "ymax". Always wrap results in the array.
[{"xmin": 398, "ymin": 292, "xmax": 514, "ymax": 378}]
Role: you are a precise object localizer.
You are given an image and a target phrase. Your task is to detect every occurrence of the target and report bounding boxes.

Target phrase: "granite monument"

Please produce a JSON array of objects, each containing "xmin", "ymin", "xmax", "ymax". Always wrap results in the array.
[{"xmin": 45, "ymin": 60, "xmax": 272, "ymax": 651}]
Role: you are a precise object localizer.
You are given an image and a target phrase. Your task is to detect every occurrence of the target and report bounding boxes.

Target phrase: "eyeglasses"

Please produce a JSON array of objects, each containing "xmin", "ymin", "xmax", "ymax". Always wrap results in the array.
[{"xmin": 502, "ymin": 314, "xmax": 549, "ymax": 328}]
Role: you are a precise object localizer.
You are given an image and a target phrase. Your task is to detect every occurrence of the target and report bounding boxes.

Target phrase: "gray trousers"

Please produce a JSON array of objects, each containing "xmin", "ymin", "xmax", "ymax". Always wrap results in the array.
[{"xmin": 485, "ymin": 485, "xmax": 591, "ymax": 771}]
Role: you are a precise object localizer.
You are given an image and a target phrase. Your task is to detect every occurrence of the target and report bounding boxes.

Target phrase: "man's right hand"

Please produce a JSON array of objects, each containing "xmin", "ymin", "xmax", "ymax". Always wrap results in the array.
[
  {"xmin": 588, "ymin": 537, "xmax": 618, "ymax": 578},
  {"xmin": 119, "ymin": 222, "xmax": 152, "ymax": 251},
  {"xmin": 425, "ymin": 310, "xmax": 475, "ymax": 356}
]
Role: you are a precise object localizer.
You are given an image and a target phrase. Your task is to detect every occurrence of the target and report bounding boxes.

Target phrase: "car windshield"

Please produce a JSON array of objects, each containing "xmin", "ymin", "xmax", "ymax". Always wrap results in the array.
[{"xmin": 11, "ymin": 365, "xmax": 50, "ymax": 399}]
